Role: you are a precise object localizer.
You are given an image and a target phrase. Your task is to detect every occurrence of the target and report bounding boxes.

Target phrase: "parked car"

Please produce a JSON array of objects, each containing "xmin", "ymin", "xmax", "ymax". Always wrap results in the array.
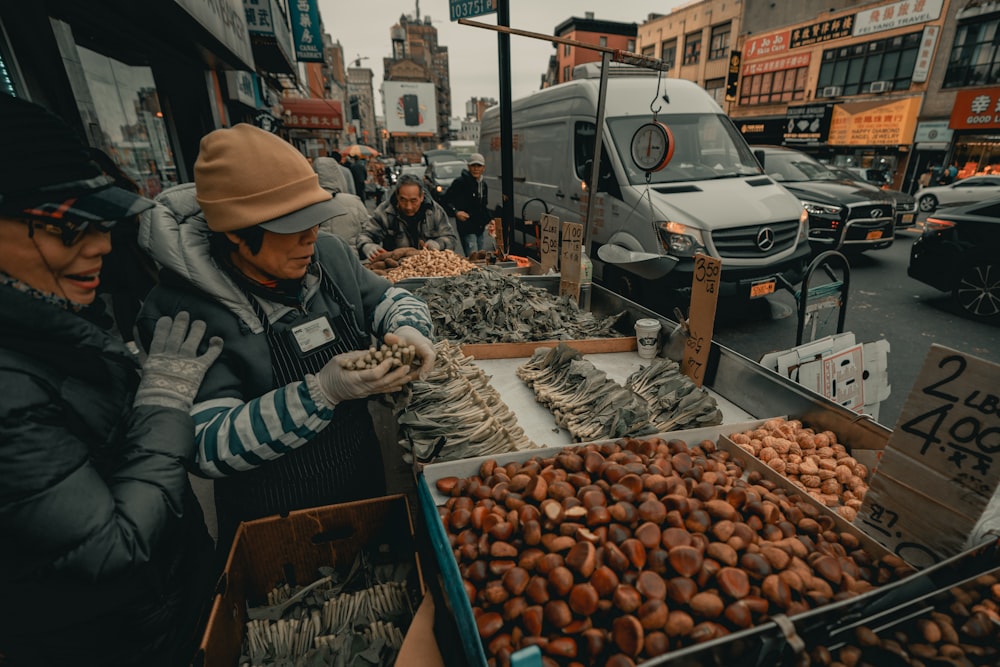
[
  {"xmin": 827, "ymin": 166, "xmax": 918, "ymax": 229},
  {"xmin": 915, "ymin": 175, "xmax": 1000, "ymax": 213},
  {"xmin": 753, "ymin": 145, "xmax": 897, "ymax": 253},
  {"xmin": 908, "ymin": 197, "xmax": 1000, "ymax": 321},
  {"xmin": 424, "ymin": 159, "xmax": 466, "ymax": 204}
]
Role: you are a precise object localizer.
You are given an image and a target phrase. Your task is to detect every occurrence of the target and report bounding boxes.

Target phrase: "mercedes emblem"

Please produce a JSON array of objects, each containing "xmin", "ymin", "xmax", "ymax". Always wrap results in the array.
[{"xmin": 756, "ymin": 226, "xmax": 775, "ymax": 251}]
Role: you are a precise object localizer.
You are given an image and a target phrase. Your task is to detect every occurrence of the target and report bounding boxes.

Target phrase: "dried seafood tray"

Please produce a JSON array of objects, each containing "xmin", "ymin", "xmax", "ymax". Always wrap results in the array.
[{"xmin": 418, "ymin": 421, "xmax": 920, "ymax": 667}]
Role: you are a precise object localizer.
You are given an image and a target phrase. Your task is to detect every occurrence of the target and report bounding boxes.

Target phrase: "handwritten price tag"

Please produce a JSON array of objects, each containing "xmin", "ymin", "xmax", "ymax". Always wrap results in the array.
[
  {"xmin": 681, "ymin": 254, "xmax": 721, "ymax": 387},
  {"xmin": 559, "ymin": 222, "xmax": 583, "ymax": 299},
  {"xmin": 859, "ymin": 345, "xmax": 1000, "ymax": 566},
  {"xmin": 539, "ymin": 214, "xmax": 560, "ymax": 274}
]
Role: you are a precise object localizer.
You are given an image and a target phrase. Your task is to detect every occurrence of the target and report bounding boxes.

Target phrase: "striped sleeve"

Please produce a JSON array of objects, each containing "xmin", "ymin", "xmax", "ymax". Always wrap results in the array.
[
  {"xmin": 191, "ymin": 377, "xmax": 336, "ymax": 478},
  {"xmin": 372, "ymin": 286, "xmax": 434, "ymax": 338}
]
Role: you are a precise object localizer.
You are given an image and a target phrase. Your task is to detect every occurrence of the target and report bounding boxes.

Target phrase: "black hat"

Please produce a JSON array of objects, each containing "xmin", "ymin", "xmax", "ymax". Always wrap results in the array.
[{"xmin": 0, "ymin": 94, "xmax": 154, "ymax": 226}]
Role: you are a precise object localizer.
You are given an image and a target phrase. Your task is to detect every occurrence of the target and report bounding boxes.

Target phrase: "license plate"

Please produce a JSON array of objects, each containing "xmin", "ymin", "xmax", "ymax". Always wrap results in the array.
[
  {"xmin": 866, "ymin": 230, "xmax": 883, "ymax": 240},
  {"xmin": 901, "ymin": 214, "xmax": 915, "ymax": 223},
  {"xmin": 750, "ymin": 279, "xmax": 776, "ymax": 298}
]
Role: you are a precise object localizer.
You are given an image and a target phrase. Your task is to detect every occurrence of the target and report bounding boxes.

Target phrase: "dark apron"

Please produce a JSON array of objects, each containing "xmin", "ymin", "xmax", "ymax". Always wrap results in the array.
[{"xmin": 214, "ymin": 273, "xmax": 385, "ymax": 549}]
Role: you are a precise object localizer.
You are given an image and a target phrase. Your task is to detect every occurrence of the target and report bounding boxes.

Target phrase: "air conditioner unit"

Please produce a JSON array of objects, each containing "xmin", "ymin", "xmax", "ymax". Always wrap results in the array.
[
  {"xmin": 821, "ymin": 86, "xmax": 842, "ymax": 98},
  {"xmin": 869, "ymin": 80, "xmax": 892, "ymax": 93}
]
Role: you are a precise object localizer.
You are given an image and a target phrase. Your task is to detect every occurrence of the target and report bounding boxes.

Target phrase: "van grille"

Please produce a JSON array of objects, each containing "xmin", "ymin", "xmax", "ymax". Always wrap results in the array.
[{"xmin": 711, "ymin": 219, "xmax": 800, "ymax": 258}]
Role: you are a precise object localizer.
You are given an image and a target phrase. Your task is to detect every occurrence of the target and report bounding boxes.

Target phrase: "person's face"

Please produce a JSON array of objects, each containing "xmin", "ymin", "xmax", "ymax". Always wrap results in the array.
[
  {"xmin": 227, "ymin": 225, "xmax": 319, "ymax": 282},
  {"xmin": 0, "ymin": 216, "xmax": 112, "ymax": 305},
  {"xmin": 469, "ymin": 163, "xmax": 485, "ymax": 178},
  {"xmin": 396, "ymin": 183, "xmax": 424, "ymax": 217}
]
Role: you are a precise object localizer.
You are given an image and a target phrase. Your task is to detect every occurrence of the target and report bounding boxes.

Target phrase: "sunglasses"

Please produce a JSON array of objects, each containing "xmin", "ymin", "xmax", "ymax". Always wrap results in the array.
[{"xmin": 26, "ymin": 217, "xmax": 117, "ymax": 247}]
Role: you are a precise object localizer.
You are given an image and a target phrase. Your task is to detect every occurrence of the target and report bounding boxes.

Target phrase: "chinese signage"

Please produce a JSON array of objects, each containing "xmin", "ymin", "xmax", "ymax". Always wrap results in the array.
[
  {"xmin": 742, "ymin": 53, "xmax": 810, "ymax": 77},
  {"xmin": 725, "ymin": 51, "xmax": 741, "ymax": 101},
  {"xmin": 828, "ymin": 96, "xmax": 921, "ymax": 146},
  {"xmin": 949, "ymin": 87, "xmax": 1000, "ymax": 130},
  {"xmin": 853, "ymin": 0, "xmax": 944, "ymax": 36},
  {"xmin": 743, "ymin": 30, "xmax": 790, "ymax": 61},
  {"xmin": 790, "ymin": 15, "xmax": 855, "ymax": 48},
  {"xmin": 288, "ymin": 0, "xmax": 324, "ymax": 62},
  {"xmin": 281, "ymin": 98, "xmax": 343, "ymax": 130},
  {"xmin": 244, "ymin": 0, "xmax": 295, "ymax": 65},
  {"xmin": 912, "ymin": 25, "xmax": 939, "ymax": 83},
  {"xmin": 176, "ymin": 0, "xmax": 254, "ymax": 70},
  {"xmin": 859, "ymin": 345, "xmax": 1000, "ymax": 566},
  {"xmin": 784, "ymin": 103, "xmax": 833, "ymax": 145},
  {"xmin": 449, "ymin": 0, "xmax": 497, "ymax": 21},
  {"xmin": 226, "ymin": 70, "xmax": 260, "ymax": 108}
]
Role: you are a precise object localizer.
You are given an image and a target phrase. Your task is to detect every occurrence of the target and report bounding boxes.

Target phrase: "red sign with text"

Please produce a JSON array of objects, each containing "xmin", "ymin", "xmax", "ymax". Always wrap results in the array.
[
  {"xmin": 743, "ymin": 30, "xmax": 790, "ymax": 61},
  {"xmin": 949, "ymin": 88, "xmax": 1000, "ymax": 130}
]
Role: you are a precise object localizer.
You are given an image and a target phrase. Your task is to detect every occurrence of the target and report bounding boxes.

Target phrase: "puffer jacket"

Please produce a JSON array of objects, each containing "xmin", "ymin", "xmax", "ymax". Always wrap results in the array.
[
  {"xmin": 443, "ymin": 168, "xmax": 490, "ymax": 236},
  {"xmin": 313, "ymin": 157, "xmax": 369, "ymax": 245},
  {"xmin": 356, "ymin": 191, "xmax": 459, "ymax": 258},
  {"xmin": 0, "ymin": 282, "xmax": 214, "ymax": 666}
]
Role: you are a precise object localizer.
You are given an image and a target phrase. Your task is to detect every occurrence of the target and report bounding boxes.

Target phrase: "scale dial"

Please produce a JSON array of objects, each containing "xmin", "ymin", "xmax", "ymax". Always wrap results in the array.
[{"xmin": 630, "ymin": 121, "xmax": 674, "ymax": 172}]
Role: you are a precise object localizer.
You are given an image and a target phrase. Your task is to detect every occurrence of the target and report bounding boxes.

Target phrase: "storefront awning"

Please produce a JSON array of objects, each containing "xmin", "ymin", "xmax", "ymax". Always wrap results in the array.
[
  {"xmin": 281, "ymin": 98, "xmax": 343, "ymax": 130},
  {"xmin": 828, "ymin": 96, "xmax": 921, "ymax": 146}
]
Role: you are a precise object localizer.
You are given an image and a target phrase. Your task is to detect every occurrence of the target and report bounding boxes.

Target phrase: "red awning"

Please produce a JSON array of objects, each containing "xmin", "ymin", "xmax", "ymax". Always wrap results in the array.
[{"xmin": 281, "ymin": 98, "xmax": 343, "ymax": 130}]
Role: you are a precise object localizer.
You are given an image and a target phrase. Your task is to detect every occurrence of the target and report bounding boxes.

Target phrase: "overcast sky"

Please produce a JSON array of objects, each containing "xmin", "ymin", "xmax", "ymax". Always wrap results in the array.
[{"xmin": 315, "ymin": 1, "xmax": 685, "ymax": 116}]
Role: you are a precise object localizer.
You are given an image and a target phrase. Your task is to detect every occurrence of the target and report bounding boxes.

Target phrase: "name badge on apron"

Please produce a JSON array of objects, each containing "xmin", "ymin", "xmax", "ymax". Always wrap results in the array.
[{"xmin": 290, "ymin": 315, "xmax": 337, "ymax": 354}]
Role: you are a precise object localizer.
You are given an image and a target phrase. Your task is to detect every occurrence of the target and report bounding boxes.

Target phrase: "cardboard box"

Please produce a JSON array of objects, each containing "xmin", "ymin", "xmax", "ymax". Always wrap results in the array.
[{"xmin": 193, "ymin": 494, "xmax": 429, "ymax": 666}]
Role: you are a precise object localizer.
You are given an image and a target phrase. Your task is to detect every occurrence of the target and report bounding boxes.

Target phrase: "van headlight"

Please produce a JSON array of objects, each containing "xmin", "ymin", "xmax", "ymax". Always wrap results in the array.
[{"xmin": 656, "ymin": 221, "xmax": 707, "ymax": 258}]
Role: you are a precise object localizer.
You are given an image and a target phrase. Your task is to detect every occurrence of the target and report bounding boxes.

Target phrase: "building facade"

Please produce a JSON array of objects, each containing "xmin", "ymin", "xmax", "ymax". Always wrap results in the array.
[{"xmin": 545, "ymin": 13, "xmax": 638, "ymax": 88}]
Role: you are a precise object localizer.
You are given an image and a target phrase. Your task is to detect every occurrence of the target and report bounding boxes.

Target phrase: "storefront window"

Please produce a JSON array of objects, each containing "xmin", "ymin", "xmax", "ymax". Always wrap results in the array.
[
  {"xmin": 740, "ymin": 66, "xmax": 808, "ymax": 106},
  {"xmin": 952, "ymin": 134, "xmax": 1000, "ymax": 175},
  {"xmin": 817, "ymin": 31, "xmax": 921, "ymax": 95},
  {"xmin": 944, "ymin": 19, "xmax": 1000, "ymax": 88}
]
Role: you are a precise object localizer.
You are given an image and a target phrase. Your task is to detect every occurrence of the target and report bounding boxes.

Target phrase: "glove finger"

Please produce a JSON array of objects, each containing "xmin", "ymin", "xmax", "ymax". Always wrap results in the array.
[
  {"xmin": 165, "ymin": 311, "xmax": 191, "ymax": 352},
  {"xmin": 147, "ymin": 315, "xmax": 174, "ymax": 356},
  {"xmin": 374, "ymin": 365, "xmax": 413, "ymax": 393},
  {"xmin": 356, "ymin": 357, "xmax": 396, "ymax": 384},
  {"xmin": 179, "ymin": 318, "xmax": 208, "ymax": 357},
  {"xmin": 199, "ymin": 336, "xmax": 225, "ymax": 366}
]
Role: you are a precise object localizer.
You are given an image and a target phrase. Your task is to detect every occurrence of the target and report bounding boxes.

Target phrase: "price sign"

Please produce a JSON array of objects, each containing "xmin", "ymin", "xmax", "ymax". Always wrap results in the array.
[
  {"xmin": 491, "ymin": 217, "xmax": 505, "ymax": 258},
  {"xmin": 449, "ymin": 0, "xmax": 497, "ymax": 21},
  {"xmin": 539, "ymin": 214, "xmax": 560, "ymax": 273},
  {"xmin": 681, "ymin": 253, "xmax": 721, "ymax": 387},
  {"xmin": 859, "ymin": 345, "xmax": 1000, "ymax": 566},
  {"xmin": 559, "ymin": 221, "xmax": 583, "ymax": 299}
]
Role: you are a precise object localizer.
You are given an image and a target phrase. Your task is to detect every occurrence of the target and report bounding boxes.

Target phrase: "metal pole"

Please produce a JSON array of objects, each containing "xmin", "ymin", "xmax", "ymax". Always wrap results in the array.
[
  {"xmin": 497, "ymin": 0, "xmax": 514, "ymax": 251},
  {"xmin": 583, "ymin": 51, "xmax": 611, "ymax": 257}
]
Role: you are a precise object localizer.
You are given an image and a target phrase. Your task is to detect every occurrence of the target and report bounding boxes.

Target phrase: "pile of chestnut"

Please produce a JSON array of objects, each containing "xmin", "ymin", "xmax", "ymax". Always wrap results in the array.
[{"xmin": 434, "ymin": 436, "xmax": 913, "ymax": 667}]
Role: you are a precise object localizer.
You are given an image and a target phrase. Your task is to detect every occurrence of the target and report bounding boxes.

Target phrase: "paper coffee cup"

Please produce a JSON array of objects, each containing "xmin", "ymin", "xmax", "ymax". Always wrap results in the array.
[{"xmin": 634, "ymin": 318, "xmax": 661, "ymax": 359}]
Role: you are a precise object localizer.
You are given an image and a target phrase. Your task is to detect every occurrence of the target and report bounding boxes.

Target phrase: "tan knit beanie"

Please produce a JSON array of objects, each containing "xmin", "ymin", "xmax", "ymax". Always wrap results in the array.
[{"xmin": 194, "ymin": 123, "xmax": 333, "ymax": 233}]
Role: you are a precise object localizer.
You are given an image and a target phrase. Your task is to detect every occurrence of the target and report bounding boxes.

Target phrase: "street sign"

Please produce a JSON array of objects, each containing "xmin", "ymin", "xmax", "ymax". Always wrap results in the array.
[{"xmin": 449, "ymin": 0, "xmax": 497, "ymax": 21}]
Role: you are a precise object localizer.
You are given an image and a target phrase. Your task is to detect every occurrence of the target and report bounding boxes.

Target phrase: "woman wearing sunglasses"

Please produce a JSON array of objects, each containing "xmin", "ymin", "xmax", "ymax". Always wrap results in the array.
[{"xmin": 0, "ymin": 94, "xmax": 223, "ymax": 666}]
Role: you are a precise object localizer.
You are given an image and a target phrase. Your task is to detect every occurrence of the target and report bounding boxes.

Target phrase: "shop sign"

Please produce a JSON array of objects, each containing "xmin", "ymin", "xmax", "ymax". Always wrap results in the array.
[
  {"xmin": 736, "ymin": 117, "xmax": 787, "ymax": 144},
  {"xmin": 725, "ymin": 51, "xmax": 741, "ymax": 101},
  {"xmin": 789, "ymin": 15, "xmax": 855, "ymax": 48},
  {"xmin": 244, "ymin": 0, "xmax": 295, "ymax": 64},
  {"xmin": 913, "ymin": 120, "xmax": 953, "ymax": 144},
  {"xmin": 288, "ymin": 0, "xmax": 324, "ymax": 63},
  {"xmin": 784, "ymin": 104, "xmax": 834, "ymax": 145},
  {"xmin": 742, "ymin": 53, "xmax": 810, "ymax": 77},
  {"xmin": 912, "ymin": 25, "xmax": 939, "ymax": 83},
  {"xmin": 282, "ymin": 98, "xmax": 343, "ymax": 130},
  {"xmin": 226, "ymin": 70, "xmax": 260, "ymax": 108},
  {"xmin": 853, "ymin": 0, "xmax": 944, "ymax": 37},
  {"xmin": 174, "ymin": 0, "xmax": 254, "ymax": 70},
  {"xmin": 743, "ymin": 30, "xmax": 789, "ymax": 61},
  {"xmin": 828, "ymin": 96, "xmax": 921, "ymax": 146},
  {"xmin": 949, "ymin": 88, "xmax": 1000, "ymax": 130}
]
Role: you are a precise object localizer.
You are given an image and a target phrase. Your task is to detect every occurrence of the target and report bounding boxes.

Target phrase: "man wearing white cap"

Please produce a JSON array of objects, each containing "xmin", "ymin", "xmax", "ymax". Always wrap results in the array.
[
  {"xmin": 136, "ymin": 124, "xmax": 436, "ymax": 549},
  {"xmin": 443, "ymin": 152, "xmax": 491, "ymax": 256}
]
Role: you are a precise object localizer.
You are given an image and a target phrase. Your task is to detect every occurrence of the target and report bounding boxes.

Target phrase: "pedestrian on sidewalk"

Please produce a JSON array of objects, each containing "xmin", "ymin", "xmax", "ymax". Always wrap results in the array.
[{"xmin": 443, "ymin": 152, "xmax": 490, "ymax": 256}]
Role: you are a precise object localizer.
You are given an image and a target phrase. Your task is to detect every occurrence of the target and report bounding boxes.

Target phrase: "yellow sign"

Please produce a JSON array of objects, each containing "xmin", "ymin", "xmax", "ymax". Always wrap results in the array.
[{"xmin": 828, "ymin": 96, "xmax": 921, "ymax": 146}]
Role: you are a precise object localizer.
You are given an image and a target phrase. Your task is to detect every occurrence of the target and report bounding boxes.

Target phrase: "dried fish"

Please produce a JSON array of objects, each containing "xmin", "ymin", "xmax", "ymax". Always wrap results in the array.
[{"xmin": 412, "ymin": 270, "xmax": 625, "ymax": 344}]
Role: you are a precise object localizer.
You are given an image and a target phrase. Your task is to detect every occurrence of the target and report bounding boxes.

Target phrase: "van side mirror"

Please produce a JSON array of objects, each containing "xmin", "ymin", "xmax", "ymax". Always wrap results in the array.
[{"xmin": 754, "ymin": 150, "xmax": 766, "ymax": 170}]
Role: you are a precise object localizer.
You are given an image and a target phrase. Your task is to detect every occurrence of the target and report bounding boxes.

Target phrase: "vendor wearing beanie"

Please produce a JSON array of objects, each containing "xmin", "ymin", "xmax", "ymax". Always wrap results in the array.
[
  {"xmin": 356, "ymin": 173, "xmax": 459, "ymax": 260},
  {"xmin": 136, "ymin": 124, "xmax": 436, "ymax": 550}
]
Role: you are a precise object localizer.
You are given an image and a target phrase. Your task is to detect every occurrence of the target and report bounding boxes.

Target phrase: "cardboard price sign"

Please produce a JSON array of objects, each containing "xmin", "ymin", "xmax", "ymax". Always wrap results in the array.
[
  {"xmin": 681, "ymin": 254, "xmax": 721, "ymax": 387},
  {"xmin": 858, "ymin": 345, "xmax": 1000, "ymax": 566},
  {"xmin": 539, "ymin": 214, "xmax": 560, "ymax": 274},
  {"xmin": 559, "ymin": 222, "xmax": 583, "ymax": 299}
]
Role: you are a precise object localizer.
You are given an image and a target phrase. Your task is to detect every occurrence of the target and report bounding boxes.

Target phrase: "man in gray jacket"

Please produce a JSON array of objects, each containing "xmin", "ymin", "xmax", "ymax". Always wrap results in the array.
[{"xmin": 356, "ymin": 174, "xmax": 459, "ymax": 260}]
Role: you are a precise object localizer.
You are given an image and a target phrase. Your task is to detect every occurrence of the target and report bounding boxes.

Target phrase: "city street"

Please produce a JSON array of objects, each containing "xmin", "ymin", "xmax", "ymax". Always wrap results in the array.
[{"xmin": 709, "ymin": 225, "xmax": 1000, "ymax": 431}]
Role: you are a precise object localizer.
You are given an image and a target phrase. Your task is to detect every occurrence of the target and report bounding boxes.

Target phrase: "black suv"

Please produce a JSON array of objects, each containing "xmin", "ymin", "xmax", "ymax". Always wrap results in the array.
[{"xmin": 753, "ymin": 145, "xmax": 897, "ymax": 253}]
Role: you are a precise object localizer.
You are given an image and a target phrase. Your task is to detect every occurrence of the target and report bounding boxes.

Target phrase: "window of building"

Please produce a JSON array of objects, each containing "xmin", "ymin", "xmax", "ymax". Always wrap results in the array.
[
  {"xmin": 628, "ymin": 39, "xmax": 636, "ymax": 51},
  {"xmin": 740, "ymin": 66, "xmax": 809, "ymax": 105},
  {"xmin": 684, "ymin": 31, "xmax": 702, "ymax": 65},
  {"xmin": 945, "ymin": 18, "xmax": 1000, "ymax": 87},
  {"xmin": 642, "ymin": 45, "xmax": 655, "ymax": 57},
  {"xmin": 705, "ymin": 77, "xmax": 726, "ymax": 106},
  {"xmin": 563, "ymin": 65, "xmax": 571, "ymax": 82},
  {"xmin": 564, "ymin": 43, "xmax": 571, "ymax": 56},
  {"xmin": 660, "ymin": 39, "xmax": 677, "ymax": 70},
  {"xmin": 817, "ymin": 30, "xmax": 922, "ymax": 95},
  {"xmin": 709, "ymin": 23, "xmax": 731, "ymax": 61},
  {"xmin": 599, "ymin": 36, "xmax": 607, "ymax": 47}
]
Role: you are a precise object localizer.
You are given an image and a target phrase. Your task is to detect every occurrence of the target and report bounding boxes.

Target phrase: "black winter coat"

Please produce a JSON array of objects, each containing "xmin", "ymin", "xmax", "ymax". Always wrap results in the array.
[
  {"xmin": 0, "ymin": 284, "xmax": 214, "ymax": 667},
  {"xmin": 443, "ymin": 169, "xmax": 490, "ymax": 236}
]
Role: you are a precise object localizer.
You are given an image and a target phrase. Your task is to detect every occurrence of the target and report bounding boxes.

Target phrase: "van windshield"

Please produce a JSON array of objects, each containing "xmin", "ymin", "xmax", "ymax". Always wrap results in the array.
[{"xmin": 607, "ymin": 114, "xmax": 762, "ymax": 185}]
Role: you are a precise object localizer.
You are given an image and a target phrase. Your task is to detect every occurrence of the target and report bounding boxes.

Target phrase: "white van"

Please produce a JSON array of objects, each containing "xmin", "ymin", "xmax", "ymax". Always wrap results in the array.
[{"xmin": 479, "ymin": 63, "xmax": 811, "ymax": 305}]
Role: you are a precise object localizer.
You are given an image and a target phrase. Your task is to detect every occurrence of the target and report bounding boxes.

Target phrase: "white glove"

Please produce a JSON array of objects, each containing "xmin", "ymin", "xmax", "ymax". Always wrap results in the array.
[
  {"xmin": 135, "ymin": 312, "xmax": 224, "ymax": 411},
  {"xmin": 422, "ymin": 240, "xmax": 440, "ymax": 251},
  {"xmin": 384, "ymin": 326, "xmax": 436, "ymax": 379},
  {"xmin": 314, "ymin": 350, "xmax": 412, "ymax": 405},
  {"xmin": 365, "ymin": 245, "xmax": 387, "ymax": 261}
]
